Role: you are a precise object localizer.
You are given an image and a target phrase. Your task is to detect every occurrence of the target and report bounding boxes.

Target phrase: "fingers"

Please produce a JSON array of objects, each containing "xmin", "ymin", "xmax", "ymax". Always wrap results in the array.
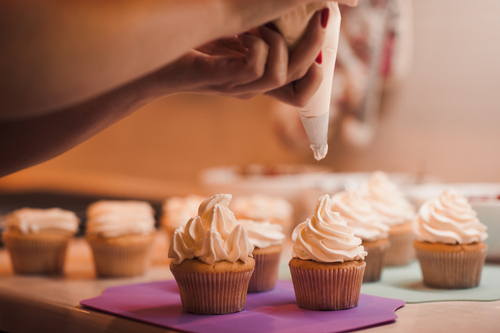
[{"xmin": 287, "ymin": 9, "xmax": 327, "ymax": 83}]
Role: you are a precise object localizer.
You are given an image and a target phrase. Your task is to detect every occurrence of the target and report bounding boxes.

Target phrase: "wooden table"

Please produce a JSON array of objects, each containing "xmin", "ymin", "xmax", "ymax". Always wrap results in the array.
[{"xmin": 0, "ymin": 232, "xmax": 499, "ymax": 333}]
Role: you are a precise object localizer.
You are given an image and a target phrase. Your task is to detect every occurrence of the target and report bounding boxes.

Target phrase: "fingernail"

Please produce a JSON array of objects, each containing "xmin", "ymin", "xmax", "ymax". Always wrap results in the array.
[
  {"xmin": 321, "ymin": 8, "xmax": 330, "ymax": 29},
  {"xmin": 265, "ymin": 22, "xmax": 279, "ymax": 33},
  {"xmin": 315, "ymin": 51, "xmax": 322, "ymax": 64}
]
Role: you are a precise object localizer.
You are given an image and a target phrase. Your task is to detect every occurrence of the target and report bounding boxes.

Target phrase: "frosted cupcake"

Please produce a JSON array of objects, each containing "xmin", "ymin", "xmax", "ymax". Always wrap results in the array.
[
  {"xmin": 238, "ymin": 219, "xmax": 285, "ymax": 292},
  {"xmin": 413, "ymin": 189, "xmax": 488, "ymax": 289},
  {"xmin": 169, "ymin": 194, "xmax": 255, "ymax": 314},
  {"xmin": 330, "ymin": 190, "xmax": 390, "ymax": 282},
  {"xmin": 362, "ymin": 171, "xmax": 416, "ymax": 266},
  {"xmin": 289, "ymin": 195, "xmax": 366, "ymax": 310},
  {"xmin": 160, "ymin": 195, "xmax": 205, "ymax": 239},
  {"xmin": 231, "ymin": 195, "xmax": 294, "ymax": 235},
  {"xmin": 2, "ymin": 208, "xmax": 79, "ymax": 275},
  {"xmin": 86, "ymin": 200, "xmax": 156, "ymax": 277}
]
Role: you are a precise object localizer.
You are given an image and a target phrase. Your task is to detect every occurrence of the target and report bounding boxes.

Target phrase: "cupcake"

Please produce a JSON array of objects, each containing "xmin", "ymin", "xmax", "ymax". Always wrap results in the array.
[
  {"xmin": 413, "ymin": 189, "xmax": 488, "ymax": 289},
  {"xmin": 168, "ymin": 194, "xmax": 255, "ymax": 314},
  {"xmin": 289, "ymin": 195, "xmax": 366, "ymax": 310},
  {"xmin": 238, "ymin": 219, "xmax": 285, "ymax": 292},
  {"xmin": 330, "ymin": 190, "xmax": 390, "ymax": 282},
  {"xmin": 86, "ymin": 200, "xmax": 156, "ymax": 277},
  {"xmin": 2, "ymin": 208, "xmax": 79, "ymax": 275},
  {"xmin": 160, "ymin": 195, "xmax": 205, "ymax": 239},
  {"xmin": 231, "ymin": 194, "xmax": 294, "ymax": 236},
  {"xmin": 362, "ymin": 171, "xmax": 416, "ymax": 266}
]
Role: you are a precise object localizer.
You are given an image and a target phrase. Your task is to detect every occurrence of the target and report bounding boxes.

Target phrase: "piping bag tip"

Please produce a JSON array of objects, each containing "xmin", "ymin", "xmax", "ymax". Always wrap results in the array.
[{"xmin": 299, "ymin": 112, "xmax": 329, "ymax": 161}]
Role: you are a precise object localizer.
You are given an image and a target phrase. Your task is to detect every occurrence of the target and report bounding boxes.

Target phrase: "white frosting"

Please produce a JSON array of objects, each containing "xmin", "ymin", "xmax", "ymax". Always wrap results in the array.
[
  {"xmin": 168, "ymin": 194, "xmax": 254, "ymax": 265},
  {"xmin": 413, "ymin": 189, "xmax": 488, "ymax": 245},
  {"xmin": 5, "ymin": 208, "xmax": 79, "ymax": 235},
  {"xmin": 86, "ymin": 200, "xmax": 156, "ymax": 238},
  {"xmin": 162, "ymin": 195, "xmax": 205, "ymax": 230},
  {"xmin": 330, "ymin": 190, "xmax": 389, "ymax": 242},
  {"xmin": 238, "ymin": 219, "xmax": 285, "ymax": 249},
  {"xmin": 362, "ymin": 171, "xmax": 415, "ymax": 226},
  {"xmin": 231, "ymin": 195, "xmax": 293, "ymax": 222},
  {"xmin": 292, "ymin": 194, "xmax": 366, "ymax": 262}
]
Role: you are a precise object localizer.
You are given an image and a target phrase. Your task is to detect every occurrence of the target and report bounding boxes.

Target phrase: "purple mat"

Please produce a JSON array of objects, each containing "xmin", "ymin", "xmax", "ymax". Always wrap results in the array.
[{"xmin": 81, "ymin": 280, "xmax": 404, "ymax": 333}]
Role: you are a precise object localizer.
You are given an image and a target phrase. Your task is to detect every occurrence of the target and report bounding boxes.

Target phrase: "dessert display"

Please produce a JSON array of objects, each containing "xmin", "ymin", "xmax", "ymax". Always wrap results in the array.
[
  {"xmin": 362, "ymin": 171, "xmax": 416, "ymax": 266},
  {"xmin": 330, "ymin": 190, "xmax": 390, "ymax": 282},
  {"xmin": 86, "ymin": 200, "xmax": 156, "ymax": 277},
  {"xmin": 168, "ymin": 194, "xmax": 255, "ymax": 314},
  {"xmin": 238, "ymin": 219, "xmax": 285, "ymax": 292},
  {"xmin": 413, "ymin": 189, "xmax": 488, "ymax": 288},
  {"xmin": 231, "ymin": 194, "xmax": 294, "ymax": 235},
  {"xmin": 2, "ymin": 208, "xmax": 79, "ymax": 275},
  {"xmin": 289, "ymin": 194, "xmax": 366, "ymax": 310},
  {"xmin": 160, "ymin": 195, "xmax": 205, "ymax": 239}
]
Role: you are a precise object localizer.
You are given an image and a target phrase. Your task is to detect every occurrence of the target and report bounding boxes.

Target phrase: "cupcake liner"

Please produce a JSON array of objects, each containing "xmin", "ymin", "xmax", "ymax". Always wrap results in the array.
[
  {"xmin": 289, "ymin": 261, "xmax": 366, "ymax": 310},
  {"xmin": 384, "ymin": 230, "xmax": 415, "ymax": 266},
  {"xmin": 248, "ymin": 250, "xmax": 282, "ymax": 293},
  {"xmin": 362, "ymin": 239, "xmax": 389, "ymax": 282},
  {"xmin": 88, "ymin": 238, "xmax": 153, "ymax": 277},
  {"xmin": 171, "ymin": 269, "xmax": 254, "ymax": 314},
  {"xmin": 415, "ymin": 247, "xmax": 487, "ymax": 289},
  {"xmin": 3, "ymin": 233, "xmax": 71, "ymax": 275}
]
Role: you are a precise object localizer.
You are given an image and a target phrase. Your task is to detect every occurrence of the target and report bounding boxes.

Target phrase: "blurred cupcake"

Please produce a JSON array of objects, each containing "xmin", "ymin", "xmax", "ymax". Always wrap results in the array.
[
  {"xmin": 362, "ymin": 171, "xmax": 416, "ymax": 266},
  {"xmin": 160, "ymin": 195, "xmax": 205, "ymax": 239},
  {"xmin": 330, "ymin": 190, "xmax": 390, "ymax": 282},
  {"xmin": 231, "ymin": 194, "xmax": 294, "ymax": 235},
  {"xmin": 86, "ymin": 200, "xmax": 156, "ymax": 277},
  {"xmin": 413, "ymin": 189, "xmax": 488, "ymax": 289},
  {"xmin": 169, "ymin": 194, "xmax": 255, "ymax": 314},
  {"xmin": 289, "ymin": 195, "xmax": 366, "ymax": 310},
  {"xmin": 2, "ymin": 208, "xmax": 79, "ymax": 275},
  {"xmin": 238, "ymin": 219, "xmax": 285, "ymax": 292}
]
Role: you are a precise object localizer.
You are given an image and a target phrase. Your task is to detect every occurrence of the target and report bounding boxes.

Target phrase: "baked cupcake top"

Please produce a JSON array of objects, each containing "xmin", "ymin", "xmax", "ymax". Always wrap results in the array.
[
  {"xmin": 231, "ymin": 194, "xmax": 293, "ymax": 222},
  {"xmin": 161, "ymin": 195, "xmax": 205, "ymax": 230},
  {"xmin": 362, "ymin": 171, "xmax": 415, "ymax": 227},
  {"xmin": 5, "ymin": 208, "xmax": 79, "ymax": 235},
  {"xmin": 86, "ymin": 200, "xmax": 155, "ymax": 238},
  {"xmin": 330, "ymin": 190, "xmax": 389, "ymax": 242},
  {"xmin": 168, "ymin": 194, "xmax": 254, "ymax": 265},
  {"xmin": 237, "ymin": 219, "xmax": 285, "ymax": 249},
  {"xmin": 413, "ymin": 189, "xmax": 488, "ymax": 245},
  {"xmin": 292, "ymin": 194, "xmax": 366, "ymax": 263}
]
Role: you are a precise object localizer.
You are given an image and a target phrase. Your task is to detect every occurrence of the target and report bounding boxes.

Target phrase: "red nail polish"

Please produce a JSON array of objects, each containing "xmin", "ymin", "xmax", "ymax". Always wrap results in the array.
[
  {"xmin": 315, "ymin": 51, "xmax": 322, "ymax": 64},
  {"xmin": 321, "ymin": 8, "xmax": 330, "ymax": 28}
]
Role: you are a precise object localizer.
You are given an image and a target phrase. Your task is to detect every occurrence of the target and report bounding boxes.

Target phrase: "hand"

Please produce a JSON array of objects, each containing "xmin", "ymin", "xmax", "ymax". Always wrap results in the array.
[{"xmin": 149, "ymin": 9, "xmax": 327, "ymax": 107}]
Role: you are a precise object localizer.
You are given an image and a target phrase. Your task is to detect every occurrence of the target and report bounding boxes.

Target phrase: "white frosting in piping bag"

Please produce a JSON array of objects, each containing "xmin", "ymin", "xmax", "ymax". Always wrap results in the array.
[{"xmin": 274, "ymin": 2, "xmax": 341, "ymax": 160}]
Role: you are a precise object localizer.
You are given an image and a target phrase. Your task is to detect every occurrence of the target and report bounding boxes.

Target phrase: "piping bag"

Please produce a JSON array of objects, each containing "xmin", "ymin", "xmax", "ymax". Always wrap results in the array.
[{"xmin": 273, "ymin": 2, "xmax": 341, "ymax": 160}]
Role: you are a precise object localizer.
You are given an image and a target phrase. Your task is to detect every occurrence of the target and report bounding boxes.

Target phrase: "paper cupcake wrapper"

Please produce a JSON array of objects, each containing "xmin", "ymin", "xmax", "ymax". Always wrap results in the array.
[
  {"xmin": 88, "ymin": 240, "xmax": 153, "ymax": 277},
  {"xmin": 363, "ymin": 241, "xmax": 389, "ymax": 282},
  {"xmin": 171, "ymin": 270, "xmax": 254, "ymax": 314},
  {"xmin": 415, "ymin": 248, "xmax": 487, "ymax": 289},
  {"xmin": 248, "ymin": 250, "xmax": 282, "ymax": 293},
  {"xmin": 3, "ymin": 235, "xmax": 70, "ymax": 275},
  {"xmin": 289, "ymin": 262, "xmax": 365, "ymax": 310},
  {"xmin": 384, "ymin": 231, "xmax": 415, "ymax": 266}
]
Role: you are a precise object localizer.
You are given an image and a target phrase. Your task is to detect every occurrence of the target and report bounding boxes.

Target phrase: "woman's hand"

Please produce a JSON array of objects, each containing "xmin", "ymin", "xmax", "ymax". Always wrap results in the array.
[{"xmin": 149, "ymin": 9, "xmax": 328, "ymax": 107}]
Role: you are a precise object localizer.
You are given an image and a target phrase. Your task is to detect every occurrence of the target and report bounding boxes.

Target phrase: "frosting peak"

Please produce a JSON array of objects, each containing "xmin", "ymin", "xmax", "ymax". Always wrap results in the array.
[
  {"xmin": 168, "ymin": 194, "xmax": 254, "ymax": 265},
  {"xmin": 292, "ymin": 195, "xmax": 366, "ymax": 263},
  {"xmin": 413, "ymin": 189, "xmax": 488, "ymax": 244}
]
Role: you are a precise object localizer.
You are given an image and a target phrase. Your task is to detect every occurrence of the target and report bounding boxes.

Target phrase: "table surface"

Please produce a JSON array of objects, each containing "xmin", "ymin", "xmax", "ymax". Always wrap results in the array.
[{"xmin": 0, "ymin": 232, "xmax": 499, "ymax": 333}]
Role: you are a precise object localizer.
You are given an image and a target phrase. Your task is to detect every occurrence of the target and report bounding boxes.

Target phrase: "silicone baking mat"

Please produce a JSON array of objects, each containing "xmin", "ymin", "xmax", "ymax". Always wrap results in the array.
[
  {"xmin": 81, "ymin": 280, "xmax": 405, "ymax": 333},
  {"xmin": 360, "ymin": 262, "xmax": 500, "ymax": 303}
]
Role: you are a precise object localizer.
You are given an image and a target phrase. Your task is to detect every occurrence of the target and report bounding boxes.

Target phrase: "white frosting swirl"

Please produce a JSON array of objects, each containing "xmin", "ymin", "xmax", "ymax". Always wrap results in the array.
[
  {"xmin": 330, "ymin": 190, "xmax": 389, "ymax": 242},
  {"xmin": 6, "ymin": 208, "xmax": 79, "ymax": 235},
  {"xmin": 162, "ymin": 195, "xmax": 205, "ymax": 230},
  {"xmin": 238, "ymin": 219, "xmax": 285, "ymax": 249},
  {"xmin": 292, "ymin": 194, "xmax": 366, "ymax": 263},
  {"xmin": 362, "ymin": 171, "xmax": 415, "ymax": 226},
  {"xmin": 231, "ymin": 195, "xmax": 293, "ymax": 222},
  {"xmin": 413, "ymin": 189, "xmax": 488, "ymax": 244},
  {"xmin": 86, "ymin": 200, "xmax": 155, "ymax": 238},
  {"xmin": 168, "ymin": 194, "xmax": 254, "ymax": 265}
]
